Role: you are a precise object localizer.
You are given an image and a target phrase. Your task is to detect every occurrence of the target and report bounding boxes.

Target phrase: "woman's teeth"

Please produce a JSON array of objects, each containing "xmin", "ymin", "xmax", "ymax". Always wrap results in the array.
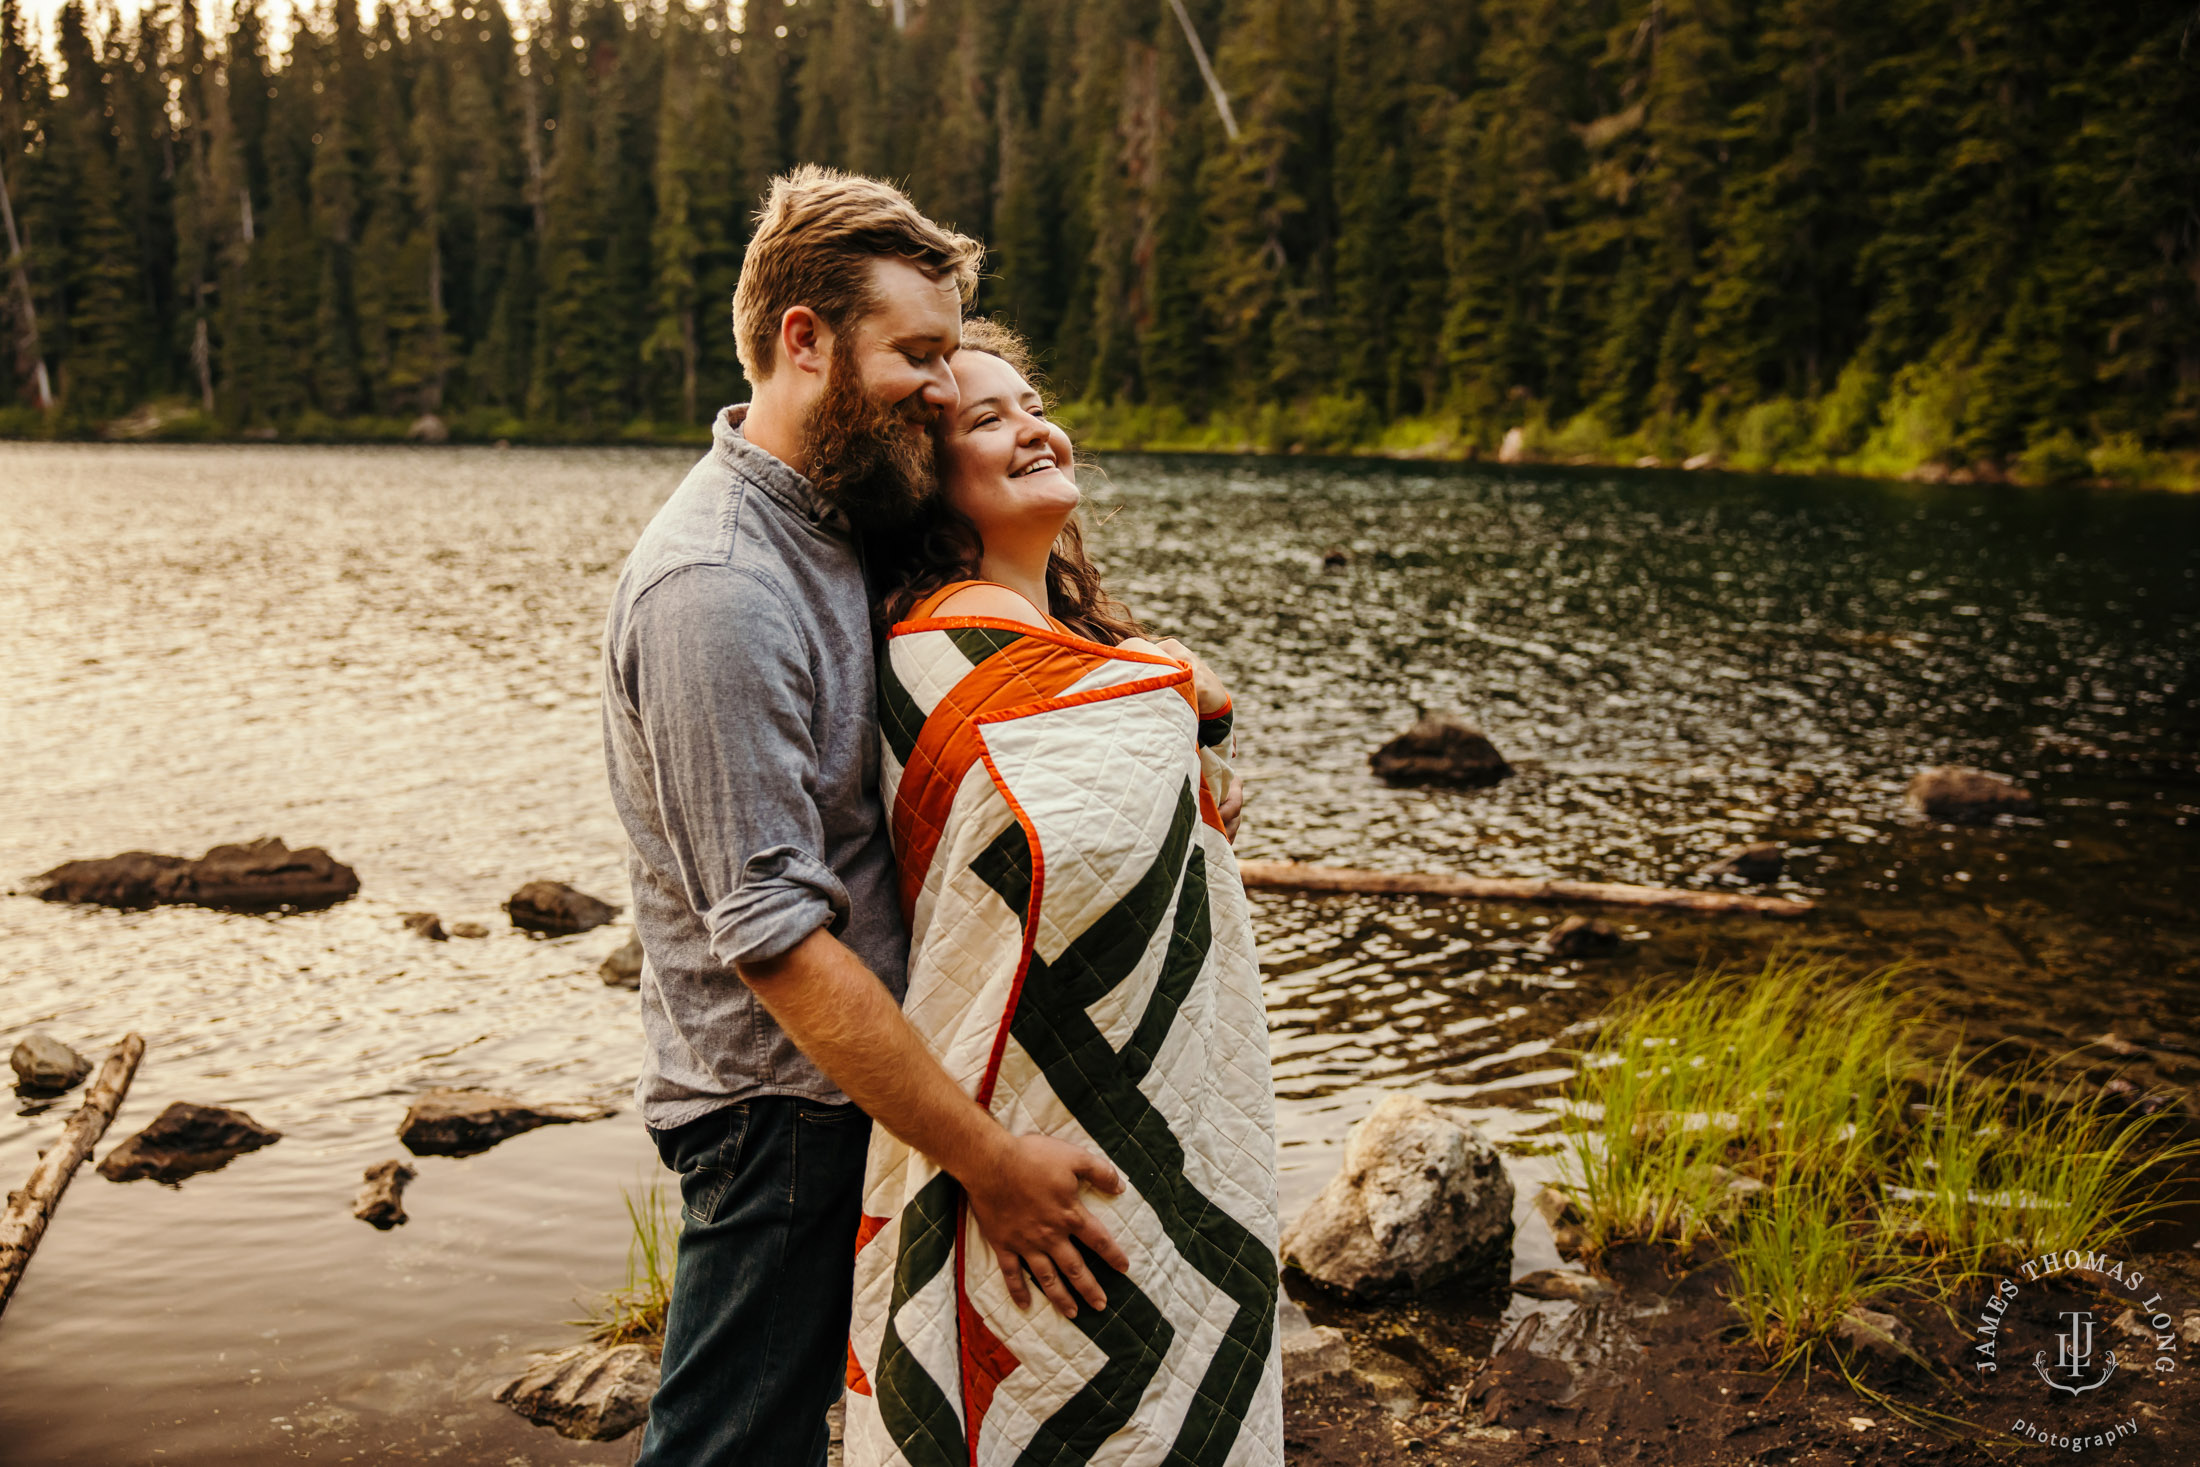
[{"xmin": 1010, "ymin": 458, "xmax": 1055, "ymax": 478}]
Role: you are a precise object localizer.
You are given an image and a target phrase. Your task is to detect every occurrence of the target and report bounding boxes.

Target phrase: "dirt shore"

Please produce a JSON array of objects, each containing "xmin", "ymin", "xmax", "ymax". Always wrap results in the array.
[{"xmin": 1283, "ymin": 1240, "xmax": 2200, "ymax": 1466}]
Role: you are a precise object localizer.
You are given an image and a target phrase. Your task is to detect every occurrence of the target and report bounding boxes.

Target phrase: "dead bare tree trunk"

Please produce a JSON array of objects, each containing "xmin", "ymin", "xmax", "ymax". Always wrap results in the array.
[
  {"xmin": 0, "ymin": 1033, "xmax": 147, "ymax": 1318},
  {"xmin": 1165, "ymin": 0, "xmax": 1239, "ymax": 140},
  {"xmin": 0, "ymin": 157, "xmax": 55, "ymax": 412},
  {"xmin": 1236, "ymin": 862, "xmax": 1813, "ymax": 918}
]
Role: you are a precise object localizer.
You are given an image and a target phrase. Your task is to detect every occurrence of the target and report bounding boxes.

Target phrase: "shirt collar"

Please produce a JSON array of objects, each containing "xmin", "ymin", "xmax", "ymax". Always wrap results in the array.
[{"xmin": 713, "ymin": 404, "xmax": 847, "ymax": 532}]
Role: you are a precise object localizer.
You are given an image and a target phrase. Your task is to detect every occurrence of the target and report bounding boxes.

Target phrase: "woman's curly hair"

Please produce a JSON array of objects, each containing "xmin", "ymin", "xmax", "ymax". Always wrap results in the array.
[{"xmin": 868, "ymin": 317, "xmax": 1144, "ymax": 645}]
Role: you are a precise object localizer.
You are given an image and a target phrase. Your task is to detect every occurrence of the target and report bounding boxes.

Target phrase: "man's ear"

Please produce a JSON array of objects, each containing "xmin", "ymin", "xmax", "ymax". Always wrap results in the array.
[{"xmin": 778, "ymin": 306, "xmax": 834, "ymax": 378}]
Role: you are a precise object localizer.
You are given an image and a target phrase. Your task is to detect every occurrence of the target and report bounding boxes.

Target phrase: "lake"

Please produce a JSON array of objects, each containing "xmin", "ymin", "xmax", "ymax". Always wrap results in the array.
[{"xmin": 1, "ymin": 442, "xmax": 2194, "ymax": 1462}]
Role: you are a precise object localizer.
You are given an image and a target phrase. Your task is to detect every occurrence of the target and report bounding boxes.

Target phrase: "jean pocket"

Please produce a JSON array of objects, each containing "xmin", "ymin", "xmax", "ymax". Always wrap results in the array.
[{"xmin": 676, "ymin": 1105, "xmax": 751, "ymax": 1227}]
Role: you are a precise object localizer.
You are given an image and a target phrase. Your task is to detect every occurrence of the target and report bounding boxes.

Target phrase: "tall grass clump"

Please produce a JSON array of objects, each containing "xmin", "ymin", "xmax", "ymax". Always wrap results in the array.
[
  {"xmin": 579, "ymin": 1185, "xmax": 679, "ymax": 1351},
  {"xmin": 1557, "ymin": 960, "xmax": 2200, "ymax": 1368}
]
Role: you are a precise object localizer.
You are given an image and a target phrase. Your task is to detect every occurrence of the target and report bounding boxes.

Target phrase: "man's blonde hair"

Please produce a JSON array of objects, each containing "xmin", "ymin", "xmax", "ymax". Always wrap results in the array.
[{"xmin": 732, "ymin": 165, "xmax": 983, "ymax": 380}]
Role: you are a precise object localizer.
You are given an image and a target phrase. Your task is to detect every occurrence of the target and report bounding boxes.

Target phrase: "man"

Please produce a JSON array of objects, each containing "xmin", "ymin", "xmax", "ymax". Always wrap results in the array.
[{"xmin": 602, "ymin": 166, "xmax": 1240, "ymax": 1465}]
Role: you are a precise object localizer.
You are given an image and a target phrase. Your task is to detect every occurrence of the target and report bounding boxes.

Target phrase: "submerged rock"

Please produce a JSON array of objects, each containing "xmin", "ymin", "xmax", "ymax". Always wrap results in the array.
[
  {"xmin": 1903, "ymin": 767, "xmax": 2037, "ymax": 823},
  {"xmin": 1533, "ymin": 1185, "xmax": 1588, "ymax": 1259},
  {"xmin": 35, "ymin": 837, "xmax": 359, "ymax": 912},
  {"xmin": 601, "ymin": 931, "xmax": 644, "ymax": 989},
  {"xmin": 506, "ymin": 881, "xmax": 618, "ymax": 936},
  {"xmin": 494, "ymin": 1343, "xmax": 658, "ymax": 1441},
  {"xmin": 1705, "ymin": 842, "xmax": 1784, "ymax": 883},
  {"xmin": 354, "ymin": 1159, "xmax": 418, "ymax": 1228},
  {"xmin": 1281, "ymin": 1093, "xmax": 1515, "ymax": 1298},
  {"xmin": 1513, "ymin": 1268, "xmax": 1613, "ymax": 1303},
  {"xmin": 1368, "ymin": 714, "xmax": 1513, "ymax": 790},
  {"xmin": 98, "ymin": 1101, "xmax": 281, "ymax": 1182},
  {"xmin": 11, "ymin": 1033, "xmax": 93, "ymax": 1092},
  {"xmin": 448, "ymin": 920, "xmax": 490, "ymax": 939},
  {"xmin": 401, "ymin": 911, "xmax": 448, "ymax": 941},
  {"xmin": 398, "ymin": 1088, "xmax": 612, "ymax": 1157},
  {"xmin": 1539, "ymin": 916, "xmax": 1621, "ymax": 959}
]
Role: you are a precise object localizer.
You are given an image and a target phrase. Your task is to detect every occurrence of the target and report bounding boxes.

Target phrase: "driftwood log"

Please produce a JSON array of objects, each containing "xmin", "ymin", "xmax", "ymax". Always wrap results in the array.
[
  {"xmin": 0, "ymin": 1032, "xmax": 146, "ymax": 1316},
  {"xmin": 1236, "ymin": 861, "xmax": 1812, "ymax": 918}
]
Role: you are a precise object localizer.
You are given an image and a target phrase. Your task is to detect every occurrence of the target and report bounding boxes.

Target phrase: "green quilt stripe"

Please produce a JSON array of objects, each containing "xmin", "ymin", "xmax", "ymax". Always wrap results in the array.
[
  {"xmin": 1006, "ymin": 786, "xmax": 1276, "ymax": 1464},
  {"xmin": 948, "ymin": 624, "xmax": 1027, "ymax": 667},
  {"xmin": 1038, "ymin": 781, "xmax": 1197, "ymax": 1011},
  {"xmin": 1117, "ymin": 848, "xmax": 1209, "ymax": 1086},
  {"xmin": 1012, "ymin": 1242, "xmax": 1174, "ymax": 1467},
  {"xmin": 877, "ymin": 1172, "xmax": 967, "ymax": 1467},
  {"xmin": 971, "ymin": 819, "xmax": 1035, "ymax": 925},
  {"xmin": 879, "ymin": 654, "xmax": 928, "ymax": 769}
]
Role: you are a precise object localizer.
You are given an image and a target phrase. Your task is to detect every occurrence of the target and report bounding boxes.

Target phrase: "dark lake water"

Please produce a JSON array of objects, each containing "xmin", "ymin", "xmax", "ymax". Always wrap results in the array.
[{"xmin": 1, "ymin": 442, "xmax": 2194, "ymax": 1463}]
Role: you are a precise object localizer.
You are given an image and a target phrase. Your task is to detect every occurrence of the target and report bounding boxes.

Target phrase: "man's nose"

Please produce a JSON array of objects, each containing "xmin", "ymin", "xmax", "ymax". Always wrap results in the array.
[{"xmin": 920, "ymin": 359, "xmax": 958, "ymax": 413}]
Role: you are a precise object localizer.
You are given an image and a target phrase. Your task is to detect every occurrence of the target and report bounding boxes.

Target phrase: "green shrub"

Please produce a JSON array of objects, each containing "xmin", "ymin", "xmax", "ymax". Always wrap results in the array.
[{"xmin": 2015, "ymin": 429, "xmax": 2090, "ymax": 486}]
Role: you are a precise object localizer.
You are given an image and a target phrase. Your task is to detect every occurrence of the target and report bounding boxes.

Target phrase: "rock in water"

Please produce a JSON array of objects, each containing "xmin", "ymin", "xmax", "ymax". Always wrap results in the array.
[
  {"xmin": 1705, "ymin": 842, "xmax": 1784, "ymax": 883},
  {"xmin": 98, "ymin": 1101, "xmax": 282, "ymax": 1182},
  {"xmin": 406, "ymin": 413, "xmax": 450, "ymax": 444},
  {"xmin": 1497, "ymin": 427, "xmax": 1527, "ymax": 464},
  {"xmin": 1539, "ymin": 916, "xmax": 1620, "ymax": 959},
  {"xmin": 354, "ymin": 1159, "xmax": 418, "ymax": 1228},
  {"xmin": 401, "ymin": 911, "xmax": 448, "ymax": 941},
  {"xmin": 1368, "ymin": 714, "xmax": 1513, "ymax": 789},
  {"xmin": 506, "ymin": 881, "xmax": 618, "ymax": 935},
  {"xmin": 601, "ymin": 931, "xmax": 644, "ymax": 989},
  {"xmin": 398, "ymin": 1088, "xmax": 611, "ymax": 1157},
  {"xmin": 1512, "ymin": 1268, "xmax": 1613, "ymax": 1303},
  {"xmin": 494, "ymin": 1343, "xmax": 658, "ymax": 1441},
  {"xmin": 35, "ymin": 837, "xmax": 359, "ymax": 911},
  {"xmin": 447, "ymin": 921, "xmax": 490, "ymax": 939},
  {"xmin": 11, "ymin": 1033, "xmax": 93, "ymax": 1092},
  {"xmin": 1281, "ymin": 1093, "xmax": 1515, "ymax": 1297},
  {"xmin": 1903, "ymin": 767, "xmax": 2038, "ymax": 823}
]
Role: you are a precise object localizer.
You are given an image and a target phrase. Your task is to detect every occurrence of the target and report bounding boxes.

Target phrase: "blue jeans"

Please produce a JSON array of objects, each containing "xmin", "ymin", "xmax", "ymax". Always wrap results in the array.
[{"xmin": 636, "ymin": 1096, "xmax": 872, "ymax": 1467}]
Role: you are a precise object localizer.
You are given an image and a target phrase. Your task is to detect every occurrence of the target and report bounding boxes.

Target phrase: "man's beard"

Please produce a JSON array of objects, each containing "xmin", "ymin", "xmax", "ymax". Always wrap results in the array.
[{"xmin": 799, "ymin": 337, "xmax": 939, "ymax": 529}]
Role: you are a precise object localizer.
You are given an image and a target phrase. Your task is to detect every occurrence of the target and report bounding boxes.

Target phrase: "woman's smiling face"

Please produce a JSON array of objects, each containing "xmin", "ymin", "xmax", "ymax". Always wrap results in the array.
[{"xmin": 937, "ymin": 348, "xmax": 1078, "ymax": 537}]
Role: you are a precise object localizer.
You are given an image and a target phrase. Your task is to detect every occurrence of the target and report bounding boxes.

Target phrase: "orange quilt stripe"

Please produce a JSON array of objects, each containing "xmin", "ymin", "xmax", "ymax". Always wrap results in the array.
[
  {"xmin": 853, "ymin": 1212, "xmax": 890, "ymax": 1255},
  {"xmin": 845, "ymin": 1339, "xmax": 873, "ymax": 1397},
  {"xmin": 890, "ymin": 636, "xmax": 1106, "ymax": 920}
]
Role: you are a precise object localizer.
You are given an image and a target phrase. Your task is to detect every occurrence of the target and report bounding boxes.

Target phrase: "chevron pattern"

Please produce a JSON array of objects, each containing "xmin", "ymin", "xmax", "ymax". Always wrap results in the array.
[{"xmin": 847, "ymin": 617, "xmax": 1282, "ymax": 1467}]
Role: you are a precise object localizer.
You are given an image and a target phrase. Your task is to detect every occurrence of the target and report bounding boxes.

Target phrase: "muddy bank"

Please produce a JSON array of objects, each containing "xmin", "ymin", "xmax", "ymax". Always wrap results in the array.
[{"xmin": 1279, "ymin": 1235, "xmax": 2200, "ymax": 1466}]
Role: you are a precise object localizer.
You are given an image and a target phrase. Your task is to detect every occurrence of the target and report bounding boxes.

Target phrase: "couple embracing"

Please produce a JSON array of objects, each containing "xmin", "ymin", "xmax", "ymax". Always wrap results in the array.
[{"xmin": 601, "ymin": 166, "xmax": 1284, "ymax": 1466}]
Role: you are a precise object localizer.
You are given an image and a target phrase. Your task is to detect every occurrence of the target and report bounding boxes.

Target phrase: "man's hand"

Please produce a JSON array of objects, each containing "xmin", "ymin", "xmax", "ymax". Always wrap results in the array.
[
  {"xmin": 1217, "ymin": 766, "xmax": 1245, "ymax": 842},
  {"xmin": 740, "ymin": 929, "xmax": 1129, "ymax": 1320},
  {"xmin": 1156, "ymin": 636, "xmax": 1229, "ymax": 717},
  {"xmin": 965, "ymin": 1132, "xmax": 1131, "ymax": 1317}
]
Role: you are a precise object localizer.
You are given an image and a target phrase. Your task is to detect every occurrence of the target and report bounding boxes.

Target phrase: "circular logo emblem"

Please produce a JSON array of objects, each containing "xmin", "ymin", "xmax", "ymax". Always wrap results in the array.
[{"xmin": 1964, "ymin": 1246, "xmax": 2191, "ymax": 1451}]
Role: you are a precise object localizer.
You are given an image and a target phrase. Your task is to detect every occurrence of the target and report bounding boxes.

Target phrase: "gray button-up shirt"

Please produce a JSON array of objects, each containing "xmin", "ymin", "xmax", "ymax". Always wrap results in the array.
[{"xmin": 602, "ymin": 405, "xmax": 908, "ymax": 1129}]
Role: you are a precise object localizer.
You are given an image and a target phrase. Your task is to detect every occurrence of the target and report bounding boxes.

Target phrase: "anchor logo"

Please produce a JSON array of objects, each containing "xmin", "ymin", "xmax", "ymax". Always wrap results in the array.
[{"xmin": 2034, "ymin": 1310, "xmax": 2118, "ymax": 1395}]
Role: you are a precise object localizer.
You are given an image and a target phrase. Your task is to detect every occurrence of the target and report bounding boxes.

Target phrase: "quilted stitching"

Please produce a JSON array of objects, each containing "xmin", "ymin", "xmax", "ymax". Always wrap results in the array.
[{"xmin": 849, "ymin": 620, "xmax": 1282, "ymax": 1467}]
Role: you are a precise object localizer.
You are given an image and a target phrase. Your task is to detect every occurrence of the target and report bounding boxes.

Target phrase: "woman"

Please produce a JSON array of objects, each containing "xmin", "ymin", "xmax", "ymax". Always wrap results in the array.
[{"xmin": 843, "ymin": 320, "xmax": 1283, "ymax": 1467}]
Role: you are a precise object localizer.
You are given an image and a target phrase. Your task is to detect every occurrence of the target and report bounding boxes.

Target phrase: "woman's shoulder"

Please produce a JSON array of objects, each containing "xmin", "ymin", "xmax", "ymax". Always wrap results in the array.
[{"xmin": 925, "ymin": 581, "xmax": 1052, "ymax": 629}]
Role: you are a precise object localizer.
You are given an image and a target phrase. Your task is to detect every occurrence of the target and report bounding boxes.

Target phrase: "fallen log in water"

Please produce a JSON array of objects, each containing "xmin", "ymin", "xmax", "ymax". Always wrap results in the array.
[
  {"xmin": 0, "ymin": 1032, "xmax": 147, "ymax": 1316},
  {"xmin": 1235, "ymin": 861, "xmax": 1813, "ymax": 918}
]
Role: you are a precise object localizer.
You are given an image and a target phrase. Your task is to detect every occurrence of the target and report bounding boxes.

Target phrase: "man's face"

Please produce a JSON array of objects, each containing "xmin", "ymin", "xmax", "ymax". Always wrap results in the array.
[{"xmin": 799, "ymin": 258, "xmax": 962, "ymax": 527}]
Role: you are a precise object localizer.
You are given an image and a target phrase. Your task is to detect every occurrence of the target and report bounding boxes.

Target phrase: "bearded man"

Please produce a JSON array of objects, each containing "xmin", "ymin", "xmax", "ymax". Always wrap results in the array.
[{"xmin": 602, "ymin": 167, "xmax": 1217, "ymax": 1465}]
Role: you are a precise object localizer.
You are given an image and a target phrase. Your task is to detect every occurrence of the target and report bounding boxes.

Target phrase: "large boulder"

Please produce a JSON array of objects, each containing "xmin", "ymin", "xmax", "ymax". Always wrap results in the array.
[
  {"xmin": 506, "ymin": 881, "xmax": 618, "ymax": 935},
  {"xmin": 98, "ymin": 1101, "xmax": 281, "ymax": 1182},
  {"xmin": 354, "ymin": 1159, "xmax": 418, "ymax": 1228},
  {"xmin": 1903, "ymin": 767, "xmax": 2037, "ymax": 823},
  {"xmin": 398, "ymin": 1088, "xmax": 612, "ymax": 1157},
  {"xmin": 35, "ymin": 837, "xmax": 359, "ymax": 911},
  {"xmin": 1281, "ymin": 1093, "xmax": 1515, "ymax": 1298},
  {"xmin": 11, "ymin": 1033, "xmax": 93, "ymax": 1092},
  {"xmin": 494, "ymin": 1343, "xmax": 658, "ymax": 1441},
  {"xmin": 1369, "ymin": 714, "xmax": 1513, "ymax": 790}
]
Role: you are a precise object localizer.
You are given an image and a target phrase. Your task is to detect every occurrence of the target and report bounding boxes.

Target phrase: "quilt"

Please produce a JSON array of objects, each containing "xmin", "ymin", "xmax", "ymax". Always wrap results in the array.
[{"xmin": 844, "ymin": 612, "xmax": 1282, "ymax": 1467}]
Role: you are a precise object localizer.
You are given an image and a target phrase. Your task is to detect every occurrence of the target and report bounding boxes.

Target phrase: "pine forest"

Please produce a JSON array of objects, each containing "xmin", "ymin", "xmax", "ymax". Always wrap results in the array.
[{"xmin": 2, "ymin": 0, "xmax": 2198, "ymax": 485}]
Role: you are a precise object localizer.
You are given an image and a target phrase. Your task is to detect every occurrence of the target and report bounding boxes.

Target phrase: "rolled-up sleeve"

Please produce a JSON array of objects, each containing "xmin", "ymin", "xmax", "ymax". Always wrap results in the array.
[{"xmin": 617, "ymin": 564, "xmax": 848, "ymax": 968}]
